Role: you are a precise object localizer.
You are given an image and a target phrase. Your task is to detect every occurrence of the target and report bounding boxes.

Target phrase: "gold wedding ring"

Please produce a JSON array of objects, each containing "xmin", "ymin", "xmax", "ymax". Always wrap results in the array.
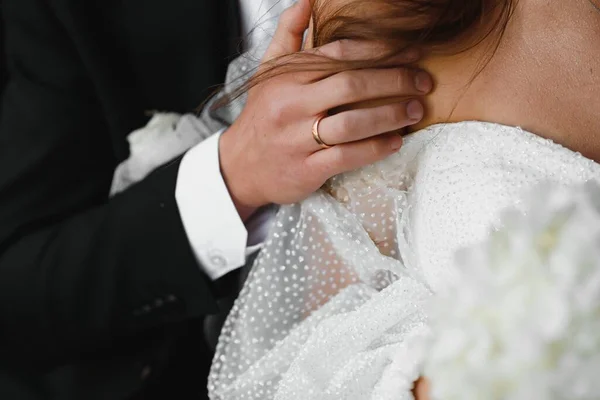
[{"xmin": 311, "ymin": 114, "xmax": 333, "ymax": 149}]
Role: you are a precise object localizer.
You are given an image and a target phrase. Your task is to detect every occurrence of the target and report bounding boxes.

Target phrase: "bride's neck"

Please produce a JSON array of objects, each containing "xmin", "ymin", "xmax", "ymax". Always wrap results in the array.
[{"xmin": 411, "ymin": 0, "xmax": 600, "ymax": 162}]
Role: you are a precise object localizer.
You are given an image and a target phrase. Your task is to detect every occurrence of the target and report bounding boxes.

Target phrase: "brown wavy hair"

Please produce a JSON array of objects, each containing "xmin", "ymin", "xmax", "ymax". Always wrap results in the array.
[{"xmin": 227, "ymin": 0, "xmax": 516, "ymax": 103}]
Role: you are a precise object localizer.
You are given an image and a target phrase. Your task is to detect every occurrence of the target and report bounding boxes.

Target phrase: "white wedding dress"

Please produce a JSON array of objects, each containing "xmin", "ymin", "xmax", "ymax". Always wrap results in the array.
[{"xmin": 208, "ymin": 121, "xmax": 600, "ymax": 400}]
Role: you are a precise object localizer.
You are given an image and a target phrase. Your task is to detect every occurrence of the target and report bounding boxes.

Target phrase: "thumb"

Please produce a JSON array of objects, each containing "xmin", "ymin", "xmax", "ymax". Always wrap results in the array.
[{"xmin": 263, "ymin": 0, "xmax": 312, "ymax": 62}]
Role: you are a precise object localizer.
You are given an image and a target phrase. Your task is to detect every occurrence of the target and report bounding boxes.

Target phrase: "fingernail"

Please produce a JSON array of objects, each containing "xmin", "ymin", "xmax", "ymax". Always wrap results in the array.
[
  {"xmin": 414, "ymin": 71, "xmax": 432, "ymax": 93},
  {"xmin": 390, "ymin": 135, "xmax": 403, "ymax": 150},
  {"xmin": 406, "ymin": 100, "xmax": 424, "ymax": 121}
]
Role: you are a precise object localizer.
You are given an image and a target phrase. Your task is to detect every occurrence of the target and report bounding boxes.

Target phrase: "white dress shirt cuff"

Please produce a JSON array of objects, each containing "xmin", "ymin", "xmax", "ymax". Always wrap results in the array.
[{"xmin": 176, "ymin": 130, "xmax": 249, "ymax": 281}]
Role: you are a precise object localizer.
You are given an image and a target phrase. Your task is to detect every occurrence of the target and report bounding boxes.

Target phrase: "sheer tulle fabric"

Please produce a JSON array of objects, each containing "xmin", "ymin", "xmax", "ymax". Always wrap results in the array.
[
  {"xmin": 209, "ymin": 144, "xmax": 433, "ymax": 400},
  {"xmin": 209, "ymin": 122, "xmax": 600, "ymax": 400}
]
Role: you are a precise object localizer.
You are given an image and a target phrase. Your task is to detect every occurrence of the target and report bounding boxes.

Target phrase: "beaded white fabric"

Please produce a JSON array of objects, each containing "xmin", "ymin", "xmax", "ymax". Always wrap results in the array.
[{"xmin": 208, "ymin": 121, "xmax": 600, "ymax": 400}]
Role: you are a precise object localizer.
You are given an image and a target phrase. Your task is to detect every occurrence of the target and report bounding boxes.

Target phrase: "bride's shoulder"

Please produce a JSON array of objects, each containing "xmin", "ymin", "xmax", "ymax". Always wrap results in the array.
[
  {"xmin": 406, "ymin": 121, "xmax": 600, "ymax": 228},
  {"xmin": 328, "ymin": 121, "xmax": 598, "ymax": 198},
  {"xmin": 404, "ymin": 121, "xmax": 600, "ymax": 290},
  {"xmin": 404, "ymin": 120, "xmax": 599, "ymax": 172}
]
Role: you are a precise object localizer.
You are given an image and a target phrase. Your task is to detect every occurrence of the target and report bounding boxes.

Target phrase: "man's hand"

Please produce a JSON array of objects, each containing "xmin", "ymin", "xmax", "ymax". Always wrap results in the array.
[{"xmin": 219, "ymin": 0, "xmax": 432, "ymax": 219}]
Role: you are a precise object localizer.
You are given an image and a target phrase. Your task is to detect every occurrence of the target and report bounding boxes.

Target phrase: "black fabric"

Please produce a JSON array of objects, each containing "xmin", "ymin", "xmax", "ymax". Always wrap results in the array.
[
  {"xmin": 0, "ymin": 0, "xmax": 6, "ymax": 95},
  {"xmin": 0, "ymin": 0, "xmax": 241, "ymax": 398}
]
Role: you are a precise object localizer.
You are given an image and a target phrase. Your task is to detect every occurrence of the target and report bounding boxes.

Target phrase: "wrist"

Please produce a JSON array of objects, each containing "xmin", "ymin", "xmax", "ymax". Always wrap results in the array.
[{"xmin": 218, "ymin": 126, "xmax": 265, "ymax": 220}]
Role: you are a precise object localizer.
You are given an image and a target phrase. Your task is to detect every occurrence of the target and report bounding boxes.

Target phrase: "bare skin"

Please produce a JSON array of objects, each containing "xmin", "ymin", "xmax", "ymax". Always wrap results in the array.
[
  {"xmin": 413, "ymin": 378, "xmax": 430, "ymax": 400},
  {"xmin": 413, "ymin": 0, "xmax": 600, "ymax": 162}
]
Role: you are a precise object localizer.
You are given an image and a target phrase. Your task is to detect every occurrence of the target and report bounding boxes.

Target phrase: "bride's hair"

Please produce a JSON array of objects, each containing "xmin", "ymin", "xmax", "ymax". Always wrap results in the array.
[
  {"xmin": 309, "ymin": 0, "xmax": 515, "ymax": 51},
  {"xmin": 235, "ymin": 0, "xmax": 516, "ymax": 98}
]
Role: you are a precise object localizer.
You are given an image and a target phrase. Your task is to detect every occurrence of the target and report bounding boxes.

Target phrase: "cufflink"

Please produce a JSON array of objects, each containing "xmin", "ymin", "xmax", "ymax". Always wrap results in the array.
[{"xmin": 208, "ymin": 250, "xmax": 228, "ymax": 268}]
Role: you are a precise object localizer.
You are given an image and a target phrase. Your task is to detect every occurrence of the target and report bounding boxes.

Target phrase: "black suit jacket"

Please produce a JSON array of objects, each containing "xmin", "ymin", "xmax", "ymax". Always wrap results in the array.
[{"xmin": 0, "ymin": 0, "xmax": 241, "ymax": 398}]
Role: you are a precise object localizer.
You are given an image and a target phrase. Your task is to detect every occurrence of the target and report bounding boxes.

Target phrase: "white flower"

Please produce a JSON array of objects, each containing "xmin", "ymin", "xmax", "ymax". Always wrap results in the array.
[{"xmin": 424, "ymin": 181, "xmax": 600, "ymax": 400}]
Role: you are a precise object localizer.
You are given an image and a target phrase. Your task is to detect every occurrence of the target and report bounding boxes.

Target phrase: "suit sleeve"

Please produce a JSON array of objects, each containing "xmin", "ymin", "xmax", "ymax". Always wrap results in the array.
[{"xmin": 0, "ymin": 0, "xmax": 218, "ymax": 370}]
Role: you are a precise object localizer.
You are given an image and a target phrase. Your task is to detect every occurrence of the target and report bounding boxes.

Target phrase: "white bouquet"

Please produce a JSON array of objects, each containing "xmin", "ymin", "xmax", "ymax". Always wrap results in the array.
[{"xmin": 424, "ymin": 181, "xmax": 600, "ymax": 400}]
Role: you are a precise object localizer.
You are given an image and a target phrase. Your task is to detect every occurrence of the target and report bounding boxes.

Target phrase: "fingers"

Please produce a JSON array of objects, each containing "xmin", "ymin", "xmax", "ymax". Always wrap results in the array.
[
  {"xmin": 285, "ymin": 43, "xmax": 421, "ymax": 85},
  {"xmin": 308, "ymin": 67, "xmax": 433, "ymax": 112},
  {"xmin": 310, "ymin": 40, "xmax": 420, "ymax": 65},
  {"xmin": 306, "ymin": 132, "xmax": 404, "ymax": 178},
  {"xmin": 314, "ymin": 100, "xmax": 423, "ymax": 147},
  {"xmin": 263, "ymin": 0, "xmax": 312, "ymax": 62}
]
